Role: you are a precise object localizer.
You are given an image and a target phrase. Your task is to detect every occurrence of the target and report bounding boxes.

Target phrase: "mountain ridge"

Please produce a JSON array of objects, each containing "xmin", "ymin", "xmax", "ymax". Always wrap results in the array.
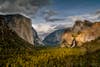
[
  {"xmin": 43, "ymin": 20, "xmax": 100, "ymax": 47},
  {"xmin": 61, "ymin": 20, "xmax": 100, "ymax": 47}
]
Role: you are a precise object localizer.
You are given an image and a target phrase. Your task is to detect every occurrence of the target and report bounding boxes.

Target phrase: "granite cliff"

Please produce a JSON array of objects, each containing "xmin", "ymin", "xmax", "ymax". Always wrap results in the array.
[
  {"xmin": 43, "ymin": 20, "xmax": 100, "ymax": 47},
  {"xmin": 0, "ymin": 14, "xmax": 45, "ymax": 46},
  {"xmin": 0, "ymin": 14, "xmax": 34, "ymax": 45},
  {"xmin": 0, "ymin": 16, "xmax": 34, "ymax": 49},
  {"xmin": 61, "ymin": 20, "xmax": 100, "ymax": 47}
]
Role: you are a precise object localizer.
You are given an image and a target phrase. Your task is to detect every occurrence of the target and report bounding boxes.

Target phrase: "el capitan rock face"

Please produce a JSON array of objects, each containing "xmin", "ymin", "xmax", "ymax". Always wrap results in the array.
[
  {"xmin": 61, "ymin": 20, "xmax": 100, "ymax": 47},
  {"xmin": 0, "ymin": 16, "xmax": 34, "ymax": 49},
  {"xmin": 0, "ymin": 14, "xmax": 34, "ymax": 45}
]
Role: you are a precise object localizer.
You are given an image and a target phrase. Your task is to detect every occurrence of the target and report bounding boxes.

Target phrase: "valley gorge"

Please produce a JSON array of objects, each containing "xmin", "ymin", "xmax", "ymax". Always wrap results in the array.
[
  {"xmin": 43, "ymin": 20, "xmax": 100, "ymax": 48},
  {"xmin": 0, "ymin": 14, "xmax": 100, "ymax": 48},
  {"xmin": 0, "ymin": 14, "xmax": 100, "ymax": 67}
]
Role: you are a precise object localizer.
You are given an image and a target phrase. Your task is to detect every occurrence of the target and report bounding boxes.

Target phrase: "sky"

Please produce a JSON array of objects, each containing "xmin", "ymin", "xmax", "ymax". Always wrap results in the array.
[
  {"xmin": 33, "ymin": 0, "xmax": 100, "ymax": 23},
  {"xmin": 0, "ymin": 0, "xmax": 100, "ymax": 39},
  {"xmin": 32, "ymin": 0, "xmax": 100, "ymax": 39},
  {"xmin": 52, "ymin": 0, "xmax": 100, "ymax": 16}
]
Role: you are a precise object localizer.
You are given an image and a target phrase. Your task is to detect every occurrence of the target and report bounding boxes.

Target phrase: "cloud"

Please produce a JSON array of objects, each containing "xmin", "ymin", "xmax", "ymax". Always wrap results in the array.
[
  {"xmin": 32, "ymin": 23, "xmax": 56, "ymax": 39},
  {"xmin": 45, "ymin": 18, "xmax": 65, "ymax": 22},
  {"xmin": 67, "ymin": 12, "xmax": 100, "ymax": 22},
  {"xmin": 0, "ymin": 0, "xmax": 50, "ymax": 17},
  {"xmin": 33, "ymin": 10, "xmax": 100, "ymax": 39},
  {"xmin": 42, "ymin": 9, "xmax": 100, "ymax": 22},
  {"xmin": 32, "ymin": 22, "xmax": 73, "ymax": 39},
  {"xmin": 43, "ymin": 10, "xmax": 65, "ymax": 22},
  {"xmin": 32, "ymin": 23, "xmax": 56, "ymax": 33}
]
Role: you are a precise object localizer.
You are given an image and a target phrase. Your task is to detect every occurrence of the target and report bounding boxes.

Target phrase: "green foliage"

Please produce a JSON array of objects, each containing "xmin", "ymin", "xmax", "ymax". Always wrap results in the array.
[
  {"xmin": 83, "ymin": 37, "xmax": 100, "ymax": 52},
  {"xmin": 0, "ymin": 25, "xmax": 100, "ymax": 67},
  {"xmin": 0, "ymin": 45, "xmax": 100, "ymax": 67}
]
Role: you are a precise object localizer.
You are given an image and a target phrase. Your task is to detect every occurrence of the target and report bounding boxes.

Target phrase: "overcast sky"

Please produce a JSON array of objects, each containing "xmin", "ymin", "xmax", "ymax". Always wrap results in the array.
[
  {"xmin": 33, "ymin": 0, "xmax": 100, "ymax": 23},
  {"xmin": 32, "ymin": 0, "xmax": 100, "ymax": 39},
  {"xmin": 0, "ymin": 0, "xmax": 100, "ymax": 39},
  {"xmin": 0, "ymin": 0, "xmax": 100, "ymax": 23}
]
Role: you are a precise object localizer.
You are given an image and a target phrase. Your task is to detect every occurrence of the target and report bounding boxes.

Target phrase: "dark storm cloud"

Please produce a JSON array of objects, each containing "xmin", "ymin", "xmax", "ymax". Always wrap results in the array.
[
  {"xmin": 43, "ymin": 10, "xmax": 65, "ymax": 22},
  {"xmin": 0, "ymin": 0, "xmax": 50, "ymax": 17}
]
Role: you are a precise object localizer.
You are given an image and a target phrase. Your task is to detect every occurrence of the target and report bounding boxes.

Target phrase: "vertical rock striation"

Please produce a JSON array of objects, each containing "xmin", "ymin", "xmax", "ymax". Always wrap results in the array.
[
  {"xmin": 0, "ymin": 14, "xmax": 34, "ymax": 45},
  {"xmin": 61, "ymin": 20, "xmax": 100, "ymax": 47}
]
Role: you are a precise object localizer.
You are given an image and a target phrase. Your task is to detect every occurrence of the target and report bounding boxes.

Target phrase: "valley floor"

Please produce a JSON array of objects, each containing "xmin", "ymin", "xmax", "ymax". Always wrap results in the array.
[{"xmin": 0, "ymin": 47, "xmax": 100, "ymax": 67}]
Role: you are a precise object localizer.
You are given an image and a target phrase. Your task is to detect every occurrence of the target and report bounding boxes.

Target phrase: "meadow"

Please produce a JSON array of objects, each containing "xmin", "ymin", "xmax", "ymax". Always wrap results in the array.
[{"xmin": 0, "ymin": 37, "xmax": 100, "ymax": 67}]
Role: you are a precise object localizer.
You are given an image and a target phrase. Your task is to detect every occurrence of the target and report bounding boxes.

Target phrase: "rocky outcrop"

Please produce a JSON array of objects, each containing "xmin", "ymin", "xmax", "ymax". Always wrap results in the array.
[
  {"xmin": 76, "ymin": 22, "xmax": 100, "ymax": 46},
  {"xmin": 0, "ymin": 14, "xmax": 34, "ymax": 45},
  {"xmin": 72, "ymin": 20, "xmax": 93, "ymax": 33},
  {"xmin": 61, "ymin": 20, "xmax": 100, "ymax": 47},
  {"xmin": 61, "ymin": 32, "xmax": 73, "ymax": 47}
]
